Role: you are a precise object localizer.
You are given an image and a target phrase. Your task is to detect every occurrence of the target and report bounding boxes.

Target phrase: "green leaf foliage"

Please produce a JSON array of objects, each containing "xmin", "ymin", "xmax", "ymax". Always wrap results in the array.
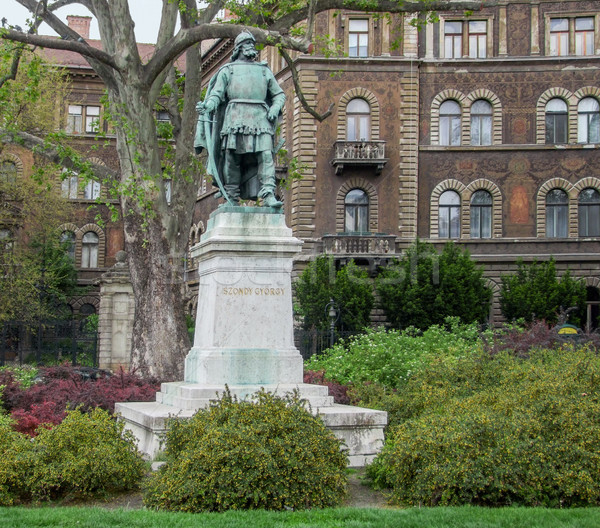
[
  {"xmin": 376, "ymin": 241, "xmax": 491, "ymax": 330},
  {"xmin": 143, "ymin": 389, "xmax": 348, "ymax": 512},
  {"xmin": 0, "ymin": 407, "xmax": 145, "ymax": 505},
  {"xmin": 305, "ymin": 319, "xmax": 483, "ymax": 389},
  {"xmin": 368, "ymin": 345, "xmax": 600, "ymax": 507},
  {"xmin": 500, "ymin": 258, "xmax": 586, "ymax": 325},
  {"xmin": 293, "ymin": 256, "xmax": 374, "ymax": 332}
]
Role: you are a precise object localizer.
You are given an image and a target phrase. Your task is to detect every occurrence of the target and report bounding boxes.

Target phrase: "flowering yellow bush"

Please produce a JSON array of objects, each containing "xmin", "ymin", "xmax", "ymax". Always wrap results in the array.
[
  {"xmin": 143, "ymin": 389, "xmax": 348, "ymax": 512},
  {"xmin": 368, "ymin": 345, "xmax": 600, "ymax": 507}
]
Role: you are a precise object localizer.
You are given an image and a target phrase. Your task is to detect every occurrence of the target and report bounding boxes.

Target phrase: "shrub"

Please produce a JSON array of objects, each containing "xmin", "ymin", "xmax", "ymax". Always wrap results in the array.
[
  {"xmin": 368, "ymin": 346, "xmax": 600, "ymax": 507},
  {"xmin": 0, "ymin": 420, "xmax": 32, "ymax": 506},
  {"xmin": 305, "ymin": 319, "xmax": 483, "ymax": 389},
  {"xmin": 500, "ymin": 258, "xmax": 586, "ymax": 326},
  {"xmin": 143, "ymin": 389, "xmax": 348, "ymax": 512},
  {"xmin": 4, "ymin": 365, "xmax": 160, "ymax": 435},
  {"xmin": 377, "ymin": 241, "xmax": 491, "ymax": 330},
  {"xmin": 294, "ymin": 256, "xmax": 374, "ymax": 332},
  {"xmin": 27, "ymin": 407, "xmax": 146, "ymax": 501}
]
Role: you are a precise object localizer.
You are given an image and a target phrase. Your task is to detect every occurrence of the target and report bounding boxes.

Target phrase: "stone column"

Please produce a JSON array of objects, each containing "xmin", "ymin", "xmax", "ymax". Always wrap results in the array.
[{"xmin": 97, "ymin": 250, "xmax": 134, "ymax": 372}]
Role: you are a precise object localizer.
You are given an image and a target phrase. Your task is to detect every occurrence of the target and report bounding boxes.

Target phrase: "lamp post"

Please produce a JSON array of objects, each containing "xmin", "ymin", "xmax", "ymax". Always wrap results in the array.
[{"xmin": 325, "ymin": 298, "xmax": 339, "ymax": 348}]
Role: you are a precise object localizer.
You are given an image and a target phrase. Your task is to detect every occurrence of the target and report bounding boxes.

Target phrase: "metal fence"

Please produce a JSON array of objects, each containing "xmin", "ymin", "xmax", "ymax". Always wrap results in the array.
[
  {"xmin": 0, "ymin": 320, "xmax": 97, "ymax": 368},
  {"xmin": 294, "ymin": 329, "xmax": 356, "ymax": 361}
]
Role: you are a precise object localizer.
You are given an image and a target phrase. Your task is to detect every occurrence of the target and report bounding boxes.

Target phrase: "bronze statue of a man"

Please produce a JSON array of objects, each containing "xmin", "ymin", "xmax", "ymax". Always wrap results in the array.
[{"xmin": 195, "ymin": 31, "xmax": 286, "ymax": 209}]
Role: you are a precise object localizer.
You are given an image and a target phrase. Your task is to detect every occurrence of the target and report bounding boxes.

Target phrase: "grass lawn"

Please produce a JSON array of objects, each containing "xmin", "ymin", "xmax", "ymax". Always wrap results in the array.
[{"xmin": 2, "ymin": 506, "xmax": 600, "ymax": 527}]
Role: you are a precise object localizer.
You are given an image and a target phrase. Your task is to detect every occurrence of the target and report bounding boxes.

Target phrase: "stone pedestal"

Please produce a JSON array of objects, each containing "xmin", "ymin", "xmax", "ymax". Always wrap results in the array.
[
  {"xmin": 96, "ymin": 251, "xmax": 134, "ymax": 372},
  {"xmin": 116, "ymin": 207, "xmax": 386, "ymax": 467}
]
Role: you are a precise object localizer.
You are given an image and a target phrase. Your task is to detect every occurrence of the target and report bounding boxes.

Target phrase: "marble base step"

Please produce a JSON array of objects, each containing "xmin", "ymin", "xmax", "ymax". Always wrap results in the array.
[{"xmin": 116, "ymin": 383, "xmax": 387, "ymax": 467}]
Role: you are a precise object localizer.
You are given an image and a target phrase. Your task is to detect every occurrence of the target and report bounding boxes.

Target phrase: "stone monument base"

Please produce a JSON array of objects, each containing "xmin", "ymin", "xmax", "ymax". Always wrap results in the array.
[
  {"xmin": 117, "ymin": 383, "xmax": 386, "ymax": 467},
  {"xmin": 116, "ymin": 207, "xmax": 386, "ymax": 466}
]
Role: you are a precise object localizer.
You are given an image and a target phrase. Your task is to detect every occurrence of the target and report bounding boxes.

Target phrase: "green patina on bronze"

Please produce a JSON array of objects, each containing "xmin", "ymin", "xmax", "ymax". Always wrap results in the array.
[{"xmin": 195, "ymin": 32, "xmax": 286, "ymax": 210}]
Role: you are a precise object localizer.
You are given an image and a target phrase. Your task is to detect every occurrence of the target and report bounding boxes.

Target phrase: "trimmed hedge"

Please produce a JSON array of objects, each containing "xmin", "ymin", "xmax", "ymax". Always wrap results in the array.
[{"xmin": 144, "ymin": 389, "xmax": 348, "ymax": 512}]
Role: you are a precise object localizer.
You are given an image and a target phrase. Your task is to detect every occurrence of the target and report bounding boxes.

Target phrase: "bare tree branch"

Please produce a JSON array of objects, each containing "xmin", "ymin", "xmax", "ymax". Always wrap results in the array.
[{"xmin": 279, "ymin": 47, "xmax": 333, "ymax": 122}]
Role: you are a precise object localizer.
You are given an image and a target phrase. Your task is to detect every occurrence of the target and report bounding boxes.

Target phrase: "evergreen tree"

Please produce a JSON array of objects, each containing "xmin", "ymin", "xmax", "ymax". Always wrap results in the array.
[
  {"xmin": 293, "ymin": 256, "xmax": 373, "ymax": 332},
  {"xmin": 500, "ymin": 258, "xmax": 586, "ymax": 325},
  {"xmin": 377, "ymin": 241, "xmax": 491, "ymax": 330}
]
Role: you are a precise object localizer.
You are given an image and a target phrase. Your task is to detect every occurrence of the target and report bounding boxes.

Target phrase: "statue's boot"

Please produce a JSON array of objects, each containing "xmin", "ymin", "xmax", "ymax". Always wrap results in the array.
[{"xmin": 262, "ymin": 192, "xmax": 283, "ymax": 208}]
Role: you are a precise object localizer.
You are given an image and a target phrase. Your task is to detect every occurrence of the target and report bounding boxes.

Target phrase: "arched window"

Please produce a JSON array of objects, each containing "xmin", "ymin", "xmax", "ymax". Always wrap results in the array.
[
  {"xmin": 79, "ymin": 303, "xmax": 96, "ymax": 316},
  {"xmin": 470, "ymin": 100, "xmax": 492, "ymax": 146},
  {"xmin": 81, "ymin": 231, "xmax": 99, "ymax": 268},
  {"xmin": 346, "ymin": 98, "xmax": 371, "ymax": 141},
  {"xmin": 578, "ymin": 97, "xmax": 600, "ymax": 144},
  {"xmin": 545, "ymin": 98, "xmax": 568, "ymax": 144},
  {"xmin": 84, "ymin": 180, "xmax": 101, "ymax": 200},
  {"xmin": 578, "ymin": 188, "xmax": 600, "ymax": 237},
  {"xmin": 0, "ymin": 161, "xmax": 17, "ymax": 183},
  {"xmin": 470, "ymin": 190, "xmax": 493, "ymax": 238},
  {"xmin": 439, "ymin": 100, "xmax": 461, "ymax": 146},
  {"xmin": 546, "ymin": 188, "xmax": 568, "ymax": 238},
  {"xmin": 439, "ymin": 190, "xmax": 461, "ymax": 238},
  {"xmin": 61, "ymin": 171, "xmax": 79, "ymax": 199},
  {"xmin": 344, "ymin": 189, "xmax": 369, "ymax": 233},
  {"xmin": 60, "ymin": 230, "xmax": 76, "ymax": 261}
]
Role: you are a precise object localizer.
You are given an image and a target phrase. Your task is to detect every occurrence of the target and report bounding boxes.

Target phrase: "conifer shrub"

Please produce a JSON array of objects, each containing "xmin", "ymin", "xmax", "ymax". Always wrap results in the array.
[
  {"xmin": 26, "ymin": 407, "xmax": 146, "ymax": 501},
  {"xmin": 368, "ymin": 346, "xmax": 600, "ymax": 507},
  {"xmin": 143, "ymin": 389, "xmax": 348, "ymax": 512}
]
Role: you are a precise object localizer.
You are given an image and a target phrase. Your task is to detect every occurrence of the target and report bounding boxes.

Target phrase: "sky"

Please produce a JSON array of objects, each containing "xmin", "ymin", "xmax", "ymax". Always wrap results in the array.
[{"xmin": 3, "ymin": 0, "xmax": 166, "ymax": 43}]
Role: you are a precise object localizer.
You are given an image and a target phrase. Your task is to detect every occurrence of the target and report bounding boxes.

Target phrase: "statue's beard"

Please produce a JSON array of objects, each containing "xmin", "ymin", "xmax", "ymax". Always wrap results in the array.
[{"xmin": 243, "ymin": 47, "xmax": 258, "ymax": 60}]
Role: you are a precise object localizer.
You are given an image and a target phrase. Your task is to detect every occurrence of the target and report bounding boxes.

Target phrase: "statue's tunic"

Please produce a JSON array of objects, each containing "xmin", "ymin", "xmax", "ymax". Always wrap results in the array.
[{"xmin": 204, "ymin": 62, "xmax": 286, "ymax": 154}]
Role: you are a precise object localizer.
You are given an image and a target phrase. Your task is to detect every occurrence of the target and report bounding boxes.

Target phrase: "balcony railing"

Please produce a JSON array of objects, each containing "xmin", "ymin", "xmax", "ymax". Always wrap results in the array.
[
  {"xmin": 331, "ymin": 140, "xmax": 388, "ymax": 175},
  {"xmin": 322, "ymin": 233, "xmax": 397, "ymax": 256}
]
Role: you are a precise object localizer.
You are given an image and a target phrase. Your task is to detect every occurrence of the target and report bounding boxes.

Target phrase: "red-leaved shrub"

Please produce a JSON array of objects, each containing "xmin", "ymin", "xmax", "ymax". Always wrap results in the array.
[
  {"xmin": 304, "ymin": 369, "xmax": 350, "ymax": 404},
  {"xmin": 4, "ymin": 365, "xmax": 160, "ymax": 436}
]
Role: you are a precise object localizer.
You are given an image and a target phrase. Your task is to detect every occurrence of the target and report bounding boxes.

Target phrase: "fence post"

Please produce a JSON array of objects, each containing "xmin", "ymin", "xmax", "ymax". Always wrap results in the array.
[{"xmin": 71, "ymin": 320, "xmax": 78, "ymax": 366}]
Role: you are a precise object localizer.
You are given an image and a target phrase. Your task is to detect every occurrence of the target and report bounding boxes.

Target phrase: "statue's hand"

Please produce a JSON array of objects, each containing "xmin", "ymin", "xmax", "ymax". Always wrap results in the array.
[
  {"xmin": 267, "ymin": 106, "xmax": 279, "ymax": 122},
  {"xmin": 204, "ymin": 99, "xmax": 218, "ymax": 114}
]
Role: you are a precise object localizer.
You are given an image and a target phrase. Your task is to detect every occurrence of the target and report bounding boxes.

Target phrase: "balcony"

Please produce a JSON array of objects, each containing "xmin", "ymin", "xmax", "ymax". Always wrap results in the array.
[
  {"xmin": 322, "ymin": 233, "xmax": 397, "ymax": 273},
  {"xmin": 331, "ymin": 140, "xmax": 388, "ymax": 175}
]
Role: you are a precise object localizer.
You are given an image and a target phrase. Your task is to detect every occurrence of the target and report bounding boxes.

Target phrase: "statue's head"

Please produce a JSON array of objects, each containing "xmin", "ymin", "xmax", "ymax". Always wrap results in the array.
[{"xmin": 232, "ymin": 31, "xmax": 258, "ymax": 61}]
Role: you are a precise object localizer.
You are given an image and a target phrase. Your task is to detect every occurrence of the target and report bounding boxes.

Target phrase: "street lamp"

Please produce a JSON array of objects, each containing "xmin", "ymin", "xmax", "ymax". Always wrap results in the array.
[{"xmin": 325, "ymin": 298, "xmax": 339, "ymax": 348}]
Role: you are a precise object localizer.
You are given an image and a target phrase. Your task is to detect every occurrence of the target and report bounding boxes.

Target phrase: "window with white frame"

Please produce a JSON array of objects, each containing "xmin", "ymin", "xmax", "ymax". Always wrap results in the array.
[
  {"xmin": 344, "ymin": 189, "xmax": 369, "ymax": 233},
  {"xmin": 81, "ymin": 231, "xmax": 99, "ymax": 268},
  {"xmin": 348, "ymin": 19, "xmax": 369, "ymax": 58},
  {"xmin": 346, "ymin": 98, "xmax": 371, "ymax": 141},
  {"xmin": 61, "ymin": 172, "xmax": 79, "ymax": 199},
  {"xmin": 439, "ymin": 190, "xmax": 461, "ymax": 238},
  {"xmin": 578, "ymin": 97, "xmax": 600, "ymax": 144},
  {"xmin": 66, "ymin": 104, "xmax": 100, "ymax": 134},
  {"xmin": 470, "ymin": 190, "xmax": 492, "ymax": 239},
  {"xmin": 470, "ymin": 100, "xmax": 492, "ymax": 146},
  {"xmin": 545, "ymin": 98, "xmax": 568, "ymax": 144},
  {"xmin": 579, "ymin": 188, "xmax": 600, "ymax": 237},
  {"xmin": 84, "ymin": 180, "xmax": 101, "ymax": 200},
  {"xmin": 549, "ymin": 16, "xmax": 596, "ymax": 56},
  {"xmin": 546, "ymin": 188, "xmax": 568, "ymax": 238},
  {"xmin": 60, "ymin": 230, "xmax": 76, "ymax": 261},
  {"xmin": 439, "ymin": 100, "xmax": 461, "ymax": 146}
]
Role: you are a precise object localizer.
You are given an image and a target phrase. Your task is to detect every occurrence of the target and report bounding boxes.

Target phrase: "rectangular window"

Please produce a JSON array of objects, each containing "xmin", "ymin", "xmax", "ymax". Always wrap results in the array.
[
  {"xmin": 576, "ymin": 17, "xmax": 595, "ymax": 56},
  {"xmin": 348, "ymin": 19, "xmax": 369, "ymax": 58},
  {"xmin": 85, "ymin": 106, "xmax": 100, "ymax": 133},
  {"xmin": 66, "ymin": 105, "xmax": 82, "ymax": 134},
  {"xmin": 549, "ymin": 18, "xmax": 569, "ymax": 56},
  {"xmin": 444, "ymin": 21, "xmax": 463, "ymax": 58},
  {"xmin": 468, "ymin": 20, "xmax": 487, "ymax": 58}
]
